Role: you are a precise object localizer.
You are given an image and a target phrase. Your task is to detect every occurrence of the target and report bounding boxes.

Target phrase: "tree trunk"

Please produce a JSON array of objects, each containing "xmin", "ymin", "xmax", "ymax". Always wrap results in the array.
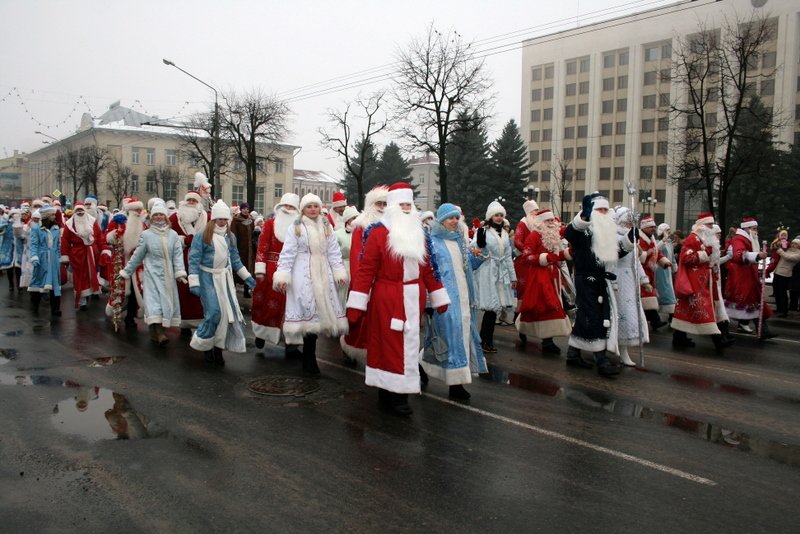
[{"xmin": 438, "ymin": 157, "xmax": 448, "ymax": 204}]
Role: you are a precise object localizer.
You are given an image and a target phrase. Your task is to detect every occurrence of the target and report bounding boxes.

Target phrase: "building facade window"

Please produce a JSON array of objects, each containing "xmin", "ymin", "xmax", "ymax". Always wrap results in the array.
[
  {"xmin": 761, "ymin": 79, "xmax": 775, "ymax": 96},
  {"xmin": 603, "ymin": 54, "xmax": 615, "ymax": 68},
  {"xmin": 164, "ymin": 181, "xmax": 177, "ymax": 200},
  {"xmin": 580, "ymin": 58, "xmax": 590, "ymax": 72},
  {"xmin": 602, "ymin": 100, "xmax": 614, "ymax": 114},
  {"xmin": 658, "ymin": 117, "xmax": 670, "ymax": 131},
  {"xmin": 146, "ymin": 172, "xmax": 156, "ymax": 193},
  {"xmin": 603, "ymin": 77, "xmax": 614, "ymax": 91},
  {"xmin": 566, "ymin": 83, "xmax": 576, "ymax": 96},
  {"xmin": 616, "ymin": 122, "xmax": 626, "ymax": 134},
  {"xmin": 130, "ymin": 175, "xmax": 139, "ymax": 193},
  {"xmin": 532, "ymin": 67, "xmax": 542, "ymax": 81},
  {"xmin": 532, "ymin": 89, "xmax": 542, "ymax": 101},
  {"xmin": 531, "ymin": 109, "xmax": 541, "ymax": 121},
  {"xmin": 542, "ymin": 149, "xmax": 552, "ymax": 162},
  {"xmin": 617, "ymin": 75, "xmax": 628, "ymax": 89},
  {"xmin": 563, "ymin": 147, "xmax": 573, "ymax": 160},
  {"xmin": 255, "ymin": 186, "xmax": 265, "ymax": 213},
  {"xmin": 542, "ymin": 129, "xmax": 552, "ymax": 141},
  {"xmin": 640, "ymin": 166, "xmax": 653, "ymax": 180},
  {"xmin": 274, "ymin": 183, "xmax": 283, "ymax": 198},
  {"xmin": 544, "ymin": 87, "xmax": 554, "ymax": 99},
  {"xmin": 643, "ymin": 95, "xmax": 657, "ymax": 109},
  {"xmin": 529, "ymin": 150, "xmax": 539, "ymax": 163},
  {"xmin": 641, "ymin": 142, "xmax": 654, "ymax": 156},
  {"xmin": 146, "ymin": 148, "xmax": 155, "ymax": 165},
  {"xmin": 275, "ymin": 158, "xmax": 284, "ymax": 173},
  {"xmin": 615, "ymin": 144, "xmax": 625, "ymax": 157},
  {"xmin": 642, "ymin": 119, "xmax": 655, "ymax": 132},
  {"xmin": 576, "ymin": 146, "xmax": 587, "ymax": 159},
  {"xmin": 565, "ymin": 104, "xmax": 576, "ymax": 118},
  {"xmin": 131, "ymin": 148, "xmax": 140, "ymax": 165},
  {"xmin": 545, "ymin": 65, "xmax": 554, "ymax": 79},
  {"xmin": 614, "ymin": 167, "xmax": 625, "ymax": 180},
  {"xmin": 579, "ymin": 81, "xmax": 589, "ymax": 94},
  {"xmin": 619, "ymin": 50, "xmax": 629, "ymax": 65},
  {"xmin": 531, "ymin": 130, "xmax": 540, "ymax": 143},
  {"xmin": 645, "ymin": 46, "xmax": 659, "ymax": 61},
  {"xmin": 617, "ymin": 98, "xmax": 627, "ymax": 112},
  {"xmin": 577, "ymin": 125, "xmax": 588, "ymax": 138},
  {"xmin": 600, "ymin": 145, "xmax": 612, "ymax": 158},
  {"xmin": 599, "ymin": 167, "xmax": 611, "ymax": 180},
  {"xmin": 543, "ymin": 107, "xmax": 554, "ymax": 120},
  {"xmin": 657, "ymin": 165, "xmax": 667, "ymax": 180},
  {"xmin": 658, "ymin": 141, "xmax": 669, "ymax": 155},
  {"xmin": 564, "ymin": 127, "xmax": 575, "ymax": 139},
  {"xmin": 232, "ymin": 185, "xmax": 244, "ymax": 205},
  {"xmin": 578, "ymin": 103, "xmax": 589, "ymax": 116},
  {"xmin": 575, "ymin": 168, "xmax": 586, "ymax": 181},
  {"xmin": 644, "ymin": 71, "xmax": 657, "ymax": 85},
  {"xmin": 567, "ymin": 61, "xmax": 577, "ymax": 75},
  {"xmin": 166, "ymin": 149, "xmax": 177, "ymax": 166}
]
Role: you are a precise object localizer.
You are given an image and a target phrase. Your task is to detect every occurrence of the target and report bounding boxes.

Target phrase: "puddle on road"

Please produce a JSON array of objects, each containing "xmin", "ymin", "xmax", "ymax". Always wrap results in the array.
[
  {"xmin": 484, "ymin": 364, "xmax": 800, "ymax": 467},
  {"xmin": 4, "ymin": 330, "xmax": 24, "ymax": 337},
  {"xmin": 52, "ymin": 387, "xmax": 152, "ymax": 441},
  {"xmin": 88, "ymin": 356, "xmax": 126, "ymax": 368}
]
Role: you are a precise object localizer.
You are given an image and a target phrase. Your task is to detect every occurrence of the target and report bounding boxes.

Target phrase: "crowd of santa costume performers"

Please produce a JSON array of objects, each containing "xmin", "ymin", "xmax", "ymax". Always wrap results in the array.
[{"xmin": 2, "ymin": 173, "xmax": 795, "ymax": 416}]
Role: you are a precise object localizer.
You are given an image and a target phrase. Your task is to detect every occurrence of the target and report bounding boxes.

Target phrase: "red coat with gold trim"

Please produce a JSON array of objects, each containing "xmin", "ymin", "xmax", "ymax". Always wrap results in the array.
[
  {"xmin": 723, "ymin": 229, "xmax": 770, "ymax": 321},
  {"xmin": 671, "ymin": 232, "xmax": 720, "ymax": 335},
  {"xmin": 639, "ymin": 233, "xmax": 669, "ymax": 310},
  {"xmin": 169, "ymin": 211, "xmax": 205, "ymax": 326},
  {"xmin": 251, "ymin": 217, "xmax": 287, "ymax": 343}
]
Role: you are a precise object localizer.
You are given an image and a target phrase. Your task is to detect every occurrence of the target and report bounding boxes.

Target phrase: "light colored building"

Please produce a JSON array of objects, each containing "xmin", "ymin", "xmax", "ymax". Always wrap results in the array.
[
  {"xmin": 407, "ymin": 152, "xmax": 439, "ymax": 212},
  {"xmin": 0, "ymin": 150, "xmax": 27, "ymax": 205},
  {"xmin": 521, "ymin": 0, "xmax": 800, "ymax": 229},
  {"xmin": 22, "ymin": 101, "xmax": 298, "ymax": 214},
  {"xmin": 292, "ymin": 169, "xmax": 340, "ymax": 207}
]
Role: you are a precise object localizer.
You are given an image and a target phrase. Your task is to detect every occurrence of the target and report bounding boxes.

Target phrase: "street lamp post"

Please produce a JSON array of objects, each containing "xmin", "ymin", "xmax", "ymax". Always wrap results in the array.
[
  {"xmin": 162, "ymin": 58, "xmax": 220, "ymax": 197},
  {"xmin": 34, "ymin": 131, "xmax": 63, "ymax": 195}
]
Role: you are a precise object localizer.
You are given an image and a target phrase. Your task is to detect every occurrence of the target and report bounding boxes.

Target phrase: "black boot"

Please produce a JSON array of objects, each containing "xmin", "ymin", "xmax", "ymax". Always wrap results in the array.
[
  {"xmin": 418, "ymin": 364, "xmax": 428, "ymax": 385},
  {"xmin": 541, "ymin": 338, "xmax": 561, "ymax": 355},
  {"xmin": 31, "ymin": 292, "xmax": 41, "ymax": 314},
  {"xmin": 302, "ymin": 334, "xmax": 320, "ymax": 375},
  {"xmin": 718, "ymin": 321, "xmax": 734, "ymax": 344},
  {"xmin": 594, "ymin": 351, "xmax": 621, "ymax": 377},
  {"xmin": 378, "ymin": 389, "xmax": 413, "ymax": 416},
  {"xmin": 566, "ymin": 346, "xmax": 593, "ymax": 369},
  {"xmin": 180, "ymin": 327, "xmax": 192, "ymax": 338},
  {"xmin": 213, "ymin": 347, "xmax": 225, "ymax": 366},
  {"xmin": 672, "ymin": 330, "xmax": 695, "ymax": 348},
  {"xmin": 255, "ymin": 337, "xmax": 265, "ymax": 349},
  {"xmin": 518, "ymin": 333, "xmax": 528, "ymax": 345},
  {"xmin": 204, "ymin": 350, "xmax": 215, "ymax": 363},
  {"xmin": 645, "ymin": 309, "xmax": 666, "ymax": 330},
  {"xmin": 480, "ymin": 311, "xmax": 497, "ymax": 352},
  {"xmin": 449, "ymin": 384, "xmax": 471, "ymax": 400},
  {"xmin": 49, "ymin": 294, "xmax": 61, "ymax": 317},
  {"xmin": 285, "ymin": 345, "xmax": 302, "ymax": 360},
  {"xmin": 757, "ymin": 320, "xmax": 778, "ymax": 341},
  {"xmin": 711, "ymin": 334, "xmax": 733, "ymax": 351}
]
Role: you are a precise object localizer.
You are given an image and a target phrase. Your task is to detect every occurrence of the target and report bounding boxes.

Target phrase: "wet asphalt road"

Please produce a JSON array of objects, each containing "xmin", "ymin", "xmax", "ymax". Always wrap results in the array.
[{"xmin": 1, "ymin": 282, "xmax": 799, "ymax": 533}]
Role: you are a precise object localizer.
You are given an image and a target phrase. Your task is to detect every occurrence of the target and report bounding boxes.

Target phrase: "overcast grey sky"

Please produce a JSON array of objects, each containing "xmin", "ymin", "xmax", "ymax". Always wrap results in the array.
[{"xmin": 0, "ymin": 0, "xmax": 678, "ymax": 180}]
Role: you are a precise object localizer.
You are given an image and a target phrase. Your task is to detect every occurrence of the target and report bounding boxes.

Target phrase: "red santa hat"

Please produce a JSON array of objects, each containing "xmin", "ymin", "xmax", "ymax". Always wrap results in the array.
[
  {"xmin": 52, "ymin": 200, "xmax": 61, "ymax": 207},
  {"xmin": 472, "ymin": 217, "xmax": 481, "ymax": 228},
  {"xmin": 695, "ymin": 212, "xmax": 715, "ymax": 226},
  {"xmin": 73, "ymin": 202, "xmax": 86, "ymax": 211},
  {"xmin": 639, "ymin": 216, "xmax": 656, "ymax": 229},
  {"xmin": 535, "ymin": 209, "xmax": 555, "ymax": 223},
  {"xmin": 386, "ymin": 182, "xmax": 413, "ymax": 207},
  {"xmin": 331, "ymin": 191, "xmax": 347, "ymax": 208},
  {"xmin": 125, "ymin": 197, "xmax": 144, "ymax": 211},
  {"xmin": 184, "ymin": 190, "xmax": 203, "ymax": 203},
  {"xmin": 523, "ymin": 199, "xmax": 539, "ymax": 216},
  {"xmin": 740, "ymin": 217, "xmax": 758, "ymax": 229}
]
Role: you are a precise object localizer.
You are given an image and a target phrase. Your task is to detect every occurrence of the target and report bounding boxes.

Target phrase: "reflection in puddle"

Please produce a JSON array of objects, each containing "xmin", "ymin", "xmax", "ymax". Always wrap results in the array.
[
  {"xmin": 484, "ymin": 364, "xmax": 800, "ymax": 467},
  {"xmin": 4, "ymin": 330, "xmax": 24, "ymax": 337},
  {"xmin": 52, "ymin": 387, "xmax": 151, "ymax": 441},
  {"xmin": 89, "ymin": 356, "xmax": 125, "ymax": 368}
]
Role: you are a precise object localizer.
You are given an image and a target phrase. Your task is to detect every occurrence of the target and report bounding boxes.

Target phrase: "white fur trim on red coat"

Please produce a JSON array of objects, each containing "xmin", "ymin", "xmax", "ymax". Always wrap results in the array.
[
  {"xmin": 539, "ymin": 253, "xmax": 550, "ymax": 266},
  {"xmin": 60, "ymin": 255, "xmax": 69, "ymax": 263},
  {"xmin": 118, "ymin": 270, "xmax": 131, "ymax": 280},
  {"xmin": 346, "ymin": 290, "xmax": 369, "ymax": 311},
  {"xmin": 272, "ymin": 270, "xmax": 291, "ymax": 290},
  {"xmin": 697, "ymin": 250, "xmax": 709, "ymax": 263},
  {"xmin": 429, "ymin": 287, "xmax": 450, "ymax": 308},
  {"xmin": 101, "ymin": 249, "xmax": 111, "ymax": 257},
  {"xmin": 254, "ymin": 261, "xmax": 266, "ymax": 275}
]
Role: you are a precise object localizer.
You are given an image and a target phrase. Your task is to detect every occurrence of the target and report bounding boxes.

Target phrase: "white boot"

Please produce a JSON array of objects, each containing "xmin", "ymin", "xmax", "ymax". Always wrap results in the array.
[{"xmin": 619, "ymin": 345, "xmax": 636, "ymax": 367}]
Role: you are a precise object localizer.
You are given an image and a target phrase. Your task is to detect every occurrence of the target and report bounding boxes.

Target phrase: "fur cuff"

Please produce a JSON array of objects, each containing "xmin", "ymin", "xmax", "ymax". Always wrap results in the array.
[
  {"xmin": 429, "ymin": 287, "xmax": 451, "ymax": 308},
  {"xmin": 60, "ymin": 255, "xmax": 69, "ymax": 263},
  {"xmin": 697, "ymin": 250, "xmax": 709, "ymax": 263},
  {"xmin": 639, "ymin": 251, "xmax": 647, "ymax": 263},
  {"xmin": 333, "ymin": 268, "xmax": 348, "ymax": 284},
  {"xmin": 175, "ymin": 270, "xmax": 187, "ymax": 279},
  {"xmin": 119, "ymin": 270, "xmax": 131, "ymax": 280},
  {"xmin": 273, "ymin": 270, "xmax": 291, "ymax": 291},
  {"xmin": 620, "ymin": 234, "xmax": 635, "ymax": 252},
  {"xmin": 658, "ymin": 256, "xmax": 671, "ymax": 267},
  {"xmin": 106, "ymin": 232, "xmax": 117, "ymax": 245},
  {"xmin": 30, "ymin": 255, "xmax": 39, "ymax": 263},
  {"xmin": 236, "ymin": 266, "xmax": 251, "ymax": 281},
  {"xmin": 188, "ymin": 274, "xmax": 200, "ymax": 287},
  {"xmin": 254, "ymin": 261, "xmax": 266, "ymax": 275},
  {"xmin": 572, "ymin": 214, "xmax": 590, "ymax": 231},
  {"xmin": 745, "ymin": 251, "xmax": 759, "ymax": 263},
  {"xmin": 539, "ymin": 253, "xmax": 550, "ymax": 266},
  {"xmin": 346, "ymin": 291, "xmax": 369, "ymax": 311},
  {"xmin": 101, "ymin": 249, "xmax": 111, "ymax": 257},
  {"xmin": 563, "ymin": 248, "xmax": 572, "ymax": 261}
]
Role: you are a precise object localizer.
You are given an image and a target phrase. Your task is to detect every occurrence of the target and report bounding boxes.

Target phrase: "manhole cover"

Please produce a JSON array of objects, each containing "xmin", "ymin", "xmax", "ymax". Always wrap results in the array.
[{"xmin": 247, "ymin": 376, "xmax": 320, "ymax": 397}]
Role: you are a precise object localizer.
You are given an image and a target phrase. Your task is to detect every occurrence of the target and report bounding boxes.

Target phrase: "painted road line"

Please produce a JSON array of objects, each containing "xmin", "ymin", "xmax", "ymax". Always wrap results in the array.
[{"xmin": 320, "ymin": 360, "xmax": 717, "ymax": 487}]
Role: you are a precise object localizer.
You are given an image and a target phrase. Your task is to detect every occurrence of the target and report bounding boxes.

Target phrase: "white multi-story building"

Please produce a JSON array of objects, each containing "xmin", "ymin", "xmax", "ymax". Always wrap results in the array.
[
  {"xmin": 292, "ymin": 169, "xmax": 339, "ymax": 206},
  {"xmin": 407, "ymin": 152, "xmax": 439, "ymax": 212},
  {"xmin": 521, "ymin": 0, "xmax": 800, "ymax": 229}
]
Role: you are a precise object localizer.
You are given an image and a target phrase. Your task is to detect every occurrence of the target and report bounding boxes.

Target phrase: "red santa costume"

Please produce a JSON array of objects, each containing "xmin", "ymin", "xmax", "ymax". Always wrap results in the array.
[
  {"xmin": 60, "ymin": 203, "xmax": 104, "ymax": 309},
  {"xmin": 346, "ymin": 183, "xmax": 450, "ymax": 402},
  {"xmin": 169, "ymin": 191, "xmax": 208, "ymax": 328},
  {"xmin": 671, "ymin": 213, "xmax": 733, "ymax": 349},
  {"xmin": 105, "ymin": 198, "xmax": 146, "ymax": 320},
  {"xmin": 724, "ymin": 218, "xmax": 771, "ymax": 323},
  {"xmin": 251, "ymin": 192, "xmax": 300, "ymax": 346},
  {"xmin": 515, "ymin": 209, "xmax": 573, "ymax": 351},
  {"xmin": 327, "ymin": 191, "xmax": 347, "ymax": 229},
  {"xmin": 638, "ymin": 216, "xmax": 670, "ymax": 311},
  {"xmin": 340, "ymin": 186, "xmax": 389, "ymax": 360},
  {"xmin": 513, "ymin": 199, "xmax": 540, "ymax": 309}
]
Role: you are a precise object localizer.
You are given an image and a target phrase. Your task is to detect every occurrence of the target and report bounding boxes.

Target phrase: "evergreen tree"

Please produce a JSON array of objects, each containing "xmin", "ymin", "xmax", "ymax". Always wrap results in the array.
[
  {"xmin": 489, "ymin": 119, "xmax": 530, "ymax": 223},
  {"xmin": 446, "ymin": 111, "xmax": 493, "ymax": 221},
  {"xmin": 375, "ymin": 142, "xmax": 413, "ymax": 189},
  {"xmin": 338, "ymin": 136, "xmax": 378, "ymax": 206}
]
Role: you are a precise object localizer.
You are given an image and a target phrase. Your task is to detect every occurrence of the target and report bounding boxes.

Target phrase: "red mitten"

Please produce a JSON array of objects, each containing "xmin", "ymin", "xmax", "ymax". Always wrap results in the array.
[
  {"xmin": 346, "ymin": 308, "xmax": 363, "ymax": 324},
  {"xmin": 436, "ymin": 305, "xmax": 448, "ymax": 314}
]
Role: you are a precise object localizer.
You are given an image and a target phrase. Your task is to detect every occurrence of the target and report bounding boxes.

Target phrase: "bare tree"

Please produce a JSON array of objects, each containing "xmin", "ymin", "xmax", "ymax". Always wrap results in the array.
[
  {"xmin": 106, "ymin": 157, "xmax": 131, "ymax": 208},
  {"xmin": 177, "ymin": 110, "xmax": 233, "ymax": 190},
  {"xmin": 319, "ymin": 91, "xmax": 387, "ymax": 209},
  {"xmin": 157, "ymin": 166, "xmax": 180, "ymax": 200},
  {"xmin": 670, "ymin": 14, "xmax": 781, "ymax": 231},
  {"xmin": 223, "ymin": 89, "xmax": 291, "ymax": 207},
  {"xmin": 79, "ymin": 145, "xmax": 107, "ymax": 197},
  {"xmin": 57, "ymin": 148, "xmax": 83, "ymax": 204},
  {"xmin": 392, "ymin": 24, "xmax": 493, "ymax": 203},
  {"xmin": 548, "ymin": 157, "xmax": 573, "ymax": 219}
]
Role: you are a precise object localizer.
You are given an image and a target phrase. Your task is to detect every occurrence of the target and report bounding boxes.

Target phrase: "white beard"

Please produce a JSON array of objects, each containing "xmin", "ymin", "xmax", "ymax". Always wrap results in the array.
[
  {"xmin": 71, "ymin": 214, "xmax": 95, "ymax": 243},
  {"xmin": 86, "ymin": 206, "xmax": 98, "ymax": 219},
  {"xmin": 747, "ymin": 229, "xmax": 760, "ymax": 253},
  {"xmin": 534, "ymin": 221, "xmax": 561, "ymax": 252},
  {"xmin": 696, "ymin": 227, "xmax": 721, "ymax": 261},
  {"xmin": 273, "ymin": 208, "xmax": 295, "ymax": 243},
  {"xmin": 352, "ymin": 206, "xmax": 383, "ymax": 229},
  {"xmin": 123, "ymin": 212, "xmax": 144, "ymax": 252},
  {"xmin": 590, "ymin": 211, "xmax": 619, "ymax": 267},
  {"xmin": 382, "ymin": 205, "xmax": 426, "ymax": 263},
  {"xmin": 177, "ymin": 205, "xmax": 206, "ymax": 236}
]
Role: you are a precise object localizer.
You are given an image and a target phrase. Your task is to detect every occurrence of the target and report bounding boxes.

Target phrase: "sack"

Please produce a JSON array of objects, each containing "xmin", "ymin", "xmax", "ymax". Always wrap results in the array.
[
  {"xmin": 423, "ymin": 313, "xmax": 449, "ymax": 363},
  {"xmin": 674, "ymin": 266, "xmax": 692, "ymax": 298}
]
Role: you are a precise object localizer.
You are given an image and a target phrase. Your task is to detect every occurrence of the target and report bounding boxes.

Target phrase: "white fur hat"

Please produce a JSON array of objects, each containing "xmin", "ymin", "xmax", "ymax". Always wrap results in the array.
[
  {"xmin": 194, "ymin": 172, "xmax": 210, "ymax": 190},
  {"xmin": 31, "ymin": 209, "xmax": 42, "ymax": 219},
  {"xmin": 277, "ymin": 193, "xmax": 300, "ymax": 210},
  {"xmin": 210, "ymin": 199, "xmax": 231, "ymax": 220},
  {"xmin": 657, "ymin": 223, "xmax": 671, "ymax": 237},
  {"xmin": 150, "ymin": 201, "xmax": 169, "ymax": 217},
  {"xmin": 523, "ymin": 199, "xmax": 539, "ymax": 215},
  {"xmin": 341, "ymin": 205, "xmax": 359, "ymax": 224},
  {"xmin": 148, "ymin": 197, "xmax": 163, "ymax": 210},
  {"xmin": 365, "ymin": 186, "xmax": 389, "ymax": 208},
  {"xmin": 299, "ymin": 193, "xmax": 322, "ymax": 212},
  {"xmin": 485, "ymin": 200, "xmax": 506, "ymax": 221},
  {"xmin": 419, "ymin": 210, "xmax": 434, "ymax": 222}
]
